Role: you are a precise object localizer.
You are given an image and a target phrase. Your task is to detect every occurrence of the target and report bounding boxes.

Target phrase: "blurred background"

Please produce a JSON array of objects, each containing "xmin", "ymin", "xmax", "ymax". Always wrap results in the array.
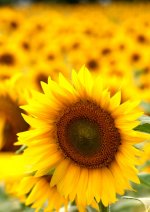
[
  {"xmin": 0, "ymin": 0, "xmax": 150, "ymax": 211},
  {"xmin": 0, "ymin": 0, "xmax": 150, "ymax": 4}
]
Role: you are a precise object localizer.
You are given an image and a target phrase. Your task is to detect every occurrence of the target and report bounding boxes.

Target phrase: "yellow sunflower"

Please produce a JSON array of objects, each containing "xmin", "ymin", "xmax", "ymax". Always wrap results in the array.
[
  {"xmin": 17, "ymin": 66, "xmax": 148, "ymax": 207},
  {"xmin": 0, "ymin": 7, "xmax": 24, "ymax": 34},
  {"xmin": 0, "ymin": 75, "xmax": 29, "ymax": 178},
  {"xmin": 14, "ymin": 173, "xmax": 98, "ymax": 212},
  {"xmin": 101, "ymin": 75, "xmax": 142, "ymax": 104},
  {"xmin": 11, "ymin": 175, "xmax": 69, "ymax": 212},
  {"xmin": 0, "ymin": 75, "xmax": 32, "ymax": 207},
  {"xmin": 0, "ymin": 76, "xmax": 29, "ymax": 151},
  {"xmin": 0, "ymin": 40, "xmax": 28, "ymax": 79}
]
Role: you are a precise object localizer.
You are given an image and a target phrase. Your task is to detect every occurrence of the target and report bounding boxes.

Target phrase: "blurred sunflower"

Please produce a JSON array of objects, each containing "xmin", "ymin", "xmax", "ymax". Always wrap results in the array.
[
  {"xmin": 126, "ymin": 44, "xmax": 149, "ymax": 70},
  {"xmin": 25, "ymin": 60, "xmax": 69, "ymax": 92},
  {"xmin": 0, "ymin": 7, "xmax": 24, "ymax": 34},
  {"xmin": 111, "ymin": 28, "xmax": 133, "ymax": 54},
  {"xmin": 14, "ymin": 173, "xmax": 98, "ymax": 212},
  {"xmin": 0, "ymin": 75, "xmax": 29, "ymax": 153},
  {"xmin": 13, "ymin": 32, "xmax": 32, "ymax": 55},
  {"xmin": 14, "ymin": 175, "xmax": 69, "ymax": 212},
  {"xmin": 0, "ymin": 40, "xmax": 28, "ymax": 79},
  {"xmin": 17, "ymin": 67, "xmax": 148, "ymax": 207},
  {"xmin": 102, "ymin": 75, "xmax": 141, "ymax": 103},
  {"xmin": 131, "ymin": 67, "xmax": 150, "ymax": 106},
  {"xmin": 23, "ymin": 64, "xmax": 51, "ymax": 92},
  {"xmin": 85, "ymin": 52, "xmax": 101, "ymax": 75},
  {"xmin": 0, "ymin": 75, "xmax": 29, "ymax": 182}
]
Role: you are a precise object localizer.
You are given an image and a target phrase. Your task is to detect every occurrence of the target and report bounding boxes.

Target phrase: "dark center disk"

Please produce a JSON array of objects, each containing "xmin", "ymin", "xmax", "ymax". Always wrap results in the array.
[
  {"xmin": 68, "ymin": 118, "xmax": 100, "ymax": 156},
  {"xmin": 0, "ymin": 53, "xmax": 15, "ymax": 66},
  {"xmin": 87, "ymin": 59, "xmax": 98, "ymax": 70},
  {"xmin": 56, "ymin": 101, "xmax": 121, "ymax": 169}
]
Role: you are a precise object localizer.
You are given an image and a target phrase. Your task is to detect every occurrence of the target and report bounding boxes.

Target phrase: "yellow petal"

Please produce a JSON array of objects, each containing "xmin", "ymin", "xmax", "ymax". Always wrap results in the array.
[
  {"xmin": 50, "ymin": 159, "xmax": 70, "ymax": 187},
  {"xmin": 109, "ymin": 91, "xmax": 121, "ymax": 112},
  {"xmin": 101, "ymin": 168, "xmax": 117, "ymax": 206}
]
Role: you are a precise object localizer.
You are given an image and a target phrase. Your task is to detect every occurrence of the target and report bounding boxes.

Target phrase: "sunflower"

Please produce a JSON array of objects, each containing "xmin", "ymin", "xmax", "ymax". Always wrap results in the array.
[
  {"xmin": 0, "ymin": 7, "xmax": 24, "ymax": 34},
  {"xmin": 0, "ymin": 75, "xmax": 29, "ymax": 153},
  {"xmin": 0, "ymin": 75, "xmax": 30, "ymax": 200},
  {"xmin": 24, "ymin": 60, "xmax": 69, "ymax": 92},
  {"xmin": 17, "ymin": 66, "xmax": 148, "ymax": 207},
  {"xmin": 6, "ymin": 174, "xmax": 68, "ymax": 211},
  {"xmin": 0, "ymin": 39, "xmax": 28, "ymax": 80},
  {"xmin": 101, "ymin": 75, "xmax": 141, "ymax": 104},
  {"xmin": 15, "ymin": 175, "xmax": 69, "ymax": 212},
  {"xmin": 13, "ymin": 173, "xmax": 98, "ymax": 212},
  {"xmin": 131, "ymin": 68, "xmax": 150, "ymax": 106}
]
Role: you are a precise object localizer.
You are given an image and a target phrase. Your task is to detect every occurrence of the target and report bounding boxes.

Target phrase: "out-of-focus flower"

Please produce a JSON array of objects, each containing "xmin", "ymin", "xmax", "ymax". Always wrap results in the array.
[{"xmin": 0, "ymin": 75, "xmax": 29, "ymax": 179}]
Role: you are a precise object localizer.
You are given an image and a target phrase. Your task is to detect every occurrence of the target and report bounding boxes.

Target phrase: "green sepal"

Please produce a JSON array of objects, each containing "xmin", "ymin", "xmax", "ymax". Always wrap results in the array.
[
  {"xmin": 134, "ymin": 115, "xmax": 150, "ymax": 133},
  {"xmin": 138, "ymin": 173, "xmax": 150, "ymax": 187},
  {"xmin": 15, "ymin": 145, "xmax": 27, "ymax": 154}
]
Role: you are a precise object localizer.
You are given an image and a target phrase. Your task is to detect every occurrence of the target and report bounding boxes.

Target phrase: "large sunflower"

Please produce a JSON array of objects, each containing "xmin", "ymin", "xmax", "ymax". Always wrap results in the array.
[{"xmin": 17, "ymin": 66, "xmax": 148, "ymax": 207}]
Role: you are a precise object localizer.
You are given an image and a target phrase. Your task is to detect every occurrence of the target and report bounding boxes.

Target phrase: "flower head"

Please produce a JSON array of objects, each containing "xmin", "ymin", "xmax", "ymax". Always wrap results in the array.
[
  {"xmin": 17, "ymin": 66, "xmax": 148, "ymax": 206},
  {"xmin": 0, "ymin": 76, "xmax": 29, "ymax": 152},
  {"xmin": 16, "ymin": 175, "xmax": 69, "ymax": 212}
]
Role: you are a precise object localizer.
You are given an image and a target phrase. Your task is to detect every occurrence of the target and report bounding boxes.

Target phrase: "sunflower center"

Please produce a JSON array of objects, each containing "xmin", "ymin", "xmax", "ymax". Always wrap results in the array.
[
  {"xmin": 56, "ymin": 101, "xmax": 121, "ymax": 168},
  {"xmin": 0, "ymin": 53, "xmax": 15, "ymax": 66},
  {"xmin": 68, "ymin": 118, "xmax": 100, "ymax": 156},
  {"xmin": 87, "ymin": 59, "xmax": 98, "ymax": 70}
]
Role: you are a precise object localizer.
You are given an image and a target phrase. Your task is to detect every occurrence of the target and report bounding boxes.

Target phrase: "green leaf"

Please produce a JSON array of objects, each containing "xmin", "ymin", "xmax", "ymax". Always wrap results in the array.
[
  {"xmin": 134, "ymin": 115, "xmax": 150, "ymax": 133},
  {"xmin": 87, "ymin": 206, "xmax": 97, "ymax": 212},
  {"xmin": 122, "ymin": 196, "xmax": 150, "ymax": 212},
  {"xmin": 138, "ymin": 173, "xmax": 150, "ymax": 187},
  {"xmin": 134, "ymin": 123, "xmax": 150, "ymax": 133},
  {"xmin": 111, "ymin": 198, "xmax": 143, "ymax": 212},
  {"xmin": 0, "ymin": 186, "xmax": 35, "ymax": 212},
  {"xmin": 47, "ymin": 168, "xmax": 55, "ymax": 175},
  {"xmin": 134, "ymin": 69, "xmax": 145, "ymax": 78},
  {"xmin": 98, "ymin": 202, "xmax": 110, "ymax": 212},
  {"xmin": 0, "ymin": 187, "xmax": 8, "ymax": 201}
]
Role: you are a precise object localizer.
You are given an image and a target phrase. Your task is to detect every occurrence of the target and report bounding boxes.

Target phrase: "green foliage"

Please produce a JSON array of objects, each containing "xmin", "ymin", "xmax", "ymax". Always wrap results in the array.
[
  {"xmin": 138, "ymin": 173, "xmax": 150, "ymax": 187},
  {"xmin": 111, "ymin": 199, "xmax": 144, "ymax": 212},
  {"xmin": 134, "ymin": 115, "xmax": 150, "ymax": 133},
  {"xmin": 134, "ymin": 123, "xmax": 150, "ymax": 133},
  {"xmin": 98, "ymin": 202, "xmax": 110, "ymax": 212},
  {"xmin": 0, "ymin": 186, "xmax": 34, "ymax": 212}
]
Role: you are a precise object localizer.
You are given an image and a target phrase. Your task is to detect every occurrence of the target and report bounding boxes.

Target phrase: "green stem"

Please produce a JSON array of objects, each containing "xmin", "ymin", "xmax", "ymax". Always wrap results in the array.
[{"xmin": 98, "ymin": 202, "xmax": 110, "ymax": 212}]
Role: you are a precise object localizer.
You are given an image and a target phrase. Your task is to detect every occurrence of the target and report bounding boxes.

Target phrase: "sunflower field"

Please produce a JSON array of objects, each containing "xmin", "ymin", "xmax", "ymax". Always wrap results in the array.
[{"xmin": 1, "ymin": 1, "xmax": 150, "ymax": 212}]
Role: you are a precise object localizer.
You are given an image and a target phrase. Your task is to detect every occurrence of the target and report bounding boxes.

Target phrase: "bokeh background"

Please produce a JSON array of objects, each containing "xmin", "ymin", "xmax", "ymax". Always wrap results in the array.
[{"xmin": 0, "ymin": 0, "xmax": 150, "ymax": 211}]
